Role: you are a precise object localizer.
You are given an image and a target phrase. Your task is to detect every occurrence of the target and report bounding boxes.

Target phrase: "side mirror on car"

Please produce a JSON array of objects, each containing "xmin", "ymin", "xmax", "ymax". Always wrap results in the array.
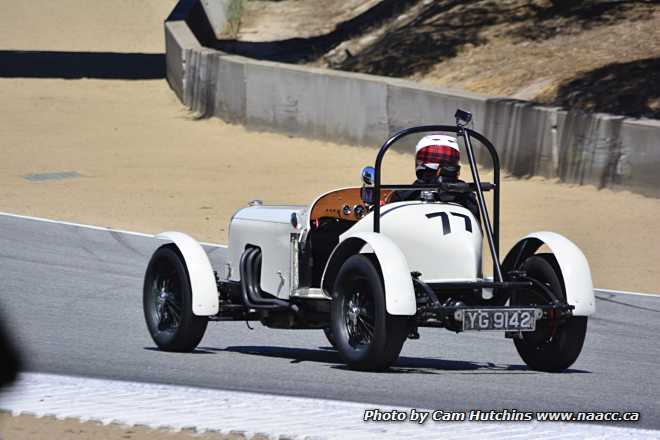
[{"xmin": 361, "ymin": 166, "xmax": 375, "ymax": 186}]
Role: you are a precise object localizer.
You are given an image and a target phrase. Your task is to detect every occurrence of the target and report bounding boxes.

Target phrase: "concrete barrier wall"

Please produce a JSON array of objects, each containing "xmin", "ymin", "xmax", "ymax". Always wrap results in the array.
[
  {"xmin": 244, "ymin": 61, "xmax": 391, "ymax": 146},
  {"xmin": 165, "ymin": 0, "xmax": 660, "ymax": 197},
  {"xmin": 200, "ymin": 0, "xmax": 231, "ymax": 38},
  {"xmin": 164, "ymin": 21, "xmax": 201, "ymax": 101},
  {"xmin": 619, "ymin": 118, "xmax": 660, "ymax": 194}
]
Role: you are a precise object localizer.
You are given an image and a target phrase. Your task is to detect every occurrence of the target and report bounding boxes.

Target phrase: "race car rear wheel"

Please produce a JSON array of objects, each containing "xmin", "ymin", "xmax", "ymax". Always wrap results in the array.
[
  {"xmin": 331, "ymin": 254, "xmax": 408, "ymax": 371},
  {"xmin": 143, "ymin": 244, "xmax": 208, "ymax": 352},
  {"xmin": 512, "ymin": 253, "xmax": 587, "ymax": 372}
]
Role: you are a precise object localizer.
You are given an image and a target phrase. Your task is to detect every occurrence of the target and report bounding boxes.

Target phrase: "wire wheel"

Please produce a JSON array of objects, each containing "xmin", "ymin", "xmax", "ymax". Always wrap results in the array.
[
  {"xmin": 343, "ymin": 282, "xmax": 376, "ymax": 349},
  {"xmin": 331, "ymin": 254, "xmax": 408, "ymax": 371},
  {"xmin": 149, "ymin": 264, "xmax": 183, "ymax": 333},
  {"xmin": 143, "ymin": 245, "xmax": 208, "ymax": 352}
]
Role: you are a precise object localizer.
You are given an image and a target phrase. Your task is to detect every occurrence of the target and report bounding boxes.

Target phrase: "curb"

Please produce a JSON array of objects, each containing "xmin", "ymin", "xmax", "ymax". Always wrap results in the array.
[{"xmin": 2, "ymin": 373, "xmax": 657, "ymax": 439}]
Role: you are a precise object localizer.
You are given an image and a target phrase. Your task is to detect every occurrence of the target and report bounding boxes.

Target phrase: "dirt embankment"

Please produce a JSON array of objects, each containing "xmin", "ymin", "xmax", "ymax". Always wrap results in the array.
[{"xmin": 230, "ymin": 0, "xmax": 660, "ymax": 119}]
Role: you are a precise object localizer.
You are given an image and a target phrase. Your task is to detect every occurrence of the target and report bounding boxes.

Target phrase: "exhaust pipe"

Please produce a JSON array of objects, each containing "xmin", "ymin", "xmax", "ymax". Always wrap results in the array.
[{"xmin": 240, "ymin": 247, "xmax": 295, "ymax": 311}]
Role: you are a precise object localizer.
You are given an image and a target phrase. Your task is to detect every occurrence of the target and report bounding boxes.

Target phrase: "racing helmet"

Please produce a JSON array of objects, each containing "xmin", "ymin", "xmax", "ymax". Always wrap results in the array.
[{"xmin": 415, "ymin": 134, "xmax": 460, "ymax": 180}]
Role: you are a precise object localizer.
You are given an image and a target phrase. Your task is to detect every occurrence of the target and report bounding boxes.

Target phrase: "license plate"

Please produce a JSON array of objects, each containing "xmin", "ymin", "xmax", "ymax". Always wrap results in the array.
[{"xmin": 462, "ymin": 308, "xmax": 538, "ymax": 332}]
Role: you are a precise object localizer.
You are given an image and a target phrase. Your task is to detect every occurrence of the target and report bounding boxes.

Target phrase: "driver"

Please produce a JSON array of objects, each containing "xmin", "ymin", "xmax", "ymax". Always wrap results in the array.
[{"xmin": 390, "ymin": 134, "xmax": 480, "ymax": 220}]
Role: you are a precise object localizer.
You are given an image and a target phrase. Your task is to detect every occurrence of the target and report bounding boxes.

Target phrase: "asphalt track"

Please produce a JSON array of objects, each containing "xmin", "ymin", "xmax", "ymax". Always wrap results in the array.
[{"xmin": 1, "ymin": 213, "xmax": 659, "ymax": 429}]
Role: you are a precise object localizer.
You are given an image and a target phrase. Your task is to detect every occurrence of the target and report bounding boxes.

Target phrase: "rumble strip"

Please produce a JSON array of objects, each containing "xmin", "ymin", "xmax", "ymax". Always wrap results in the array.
[{"xmin": 0, "ymin": 373, "xmax": 655, "ymax": 439}]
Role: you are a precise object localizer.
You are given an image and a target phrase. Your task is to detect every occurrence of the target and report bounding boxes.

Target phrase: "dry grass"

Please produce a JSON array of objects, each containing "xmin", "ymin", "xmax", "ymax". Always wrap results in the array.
[
  {"xmin": 223, "ymin": 0, "xmax": 246, "ymax": 38},
  {"xmin": 420, "ymin": 2, "xmax": 660, "ymax": 115},
  {"xmin": 233, "ymin": 0, "xmax": 660, "ymax": 118}
]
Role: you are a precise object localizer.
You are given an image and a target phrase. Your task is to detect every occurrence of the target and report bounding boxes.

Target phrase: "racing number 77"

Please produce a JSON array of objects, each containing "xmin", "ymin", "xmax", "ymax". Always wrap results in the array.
[{"xmin": 426, "ymin": 212, "xmax": 473, "ymax": 235}]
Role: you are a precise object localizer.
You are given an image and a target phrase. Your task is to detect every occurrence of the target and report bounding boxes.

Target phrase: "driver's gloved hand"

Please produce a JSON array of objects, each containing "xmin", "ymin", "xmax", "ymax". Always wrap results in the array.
[{"xmin": 436, "ymin": 192, "xmax": 456, "ymax": 202}]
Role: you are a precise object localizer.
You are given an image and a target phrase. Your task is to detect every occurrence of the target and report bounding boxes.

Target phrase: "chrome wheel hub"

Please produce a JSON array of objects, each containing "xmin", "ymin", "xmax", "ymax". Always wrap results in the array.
[
  {"xmin": 152, "ymin": 277, "xmax": 182, "ymax": 332},
  {"xmin": 347, "ymin": 299, "xmax": 361, "ymax": 329},
  {"xmin": 343, "ymin": 288, "xmax": 375, "ymax": 348},
  {"xmin": 158, "ymin": 288, "xmax": 169, "ymax": 305}
]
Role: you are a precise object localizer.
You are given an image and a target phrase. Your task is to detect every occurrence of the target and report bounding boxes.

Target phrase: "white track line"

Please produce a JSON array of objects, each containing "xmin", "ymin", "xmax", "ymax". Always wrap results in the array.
[
  {"xmin": 0, "ymin": 211, "xmax": 657, "ymax": 298},
  {"xmin": 594, "ymin": 288, "xmax": 660, "ymax": 298},
  {"xmin": 0, "ymin": 211, "xmax": 225, "ymax": 249},
  {"xmin": 0, "ymin": 373, "xmax": 656, "ymax": 440}
]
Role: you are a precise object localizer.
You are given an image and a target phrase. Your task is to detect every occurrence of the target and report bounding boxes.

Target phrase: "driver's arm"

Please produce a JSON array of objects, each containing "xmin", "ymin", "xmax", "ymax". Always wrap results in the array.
[{"xmin": 389, "ymin": 180, "xmax": 422, "ymax": 203}]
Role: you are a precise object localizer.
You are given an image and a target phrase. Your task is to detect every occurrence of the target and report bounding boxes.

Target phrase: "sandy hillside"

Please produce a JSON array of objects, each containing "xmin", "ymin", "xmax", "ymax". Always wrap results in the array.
[
  {"xmin": 238, "ymin": 0, "xmax": 382, "ymax": 41},
  {"xmin": 232, "ymin": 0, "xmax": 660, "ymax": 118},
  {"xmin": 0, "ymin": 0, "xmax": 176, "ymax": 53}
]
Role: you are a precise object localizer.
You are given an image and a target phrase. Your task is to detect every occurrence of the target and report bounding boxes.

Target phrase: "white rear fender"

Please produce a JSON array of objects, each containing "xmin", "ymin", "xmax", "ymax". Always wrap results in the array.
[
  {"xmin": 155, "ymin": 232, "xmax": 219, "ymax": 316},
  {"xmin": 503, "ymin": 231, "xmax": 595, "ymax": 316},
  {"xmin": 321, "ymin": 232, "xmax": 416, "ymax": 316}
]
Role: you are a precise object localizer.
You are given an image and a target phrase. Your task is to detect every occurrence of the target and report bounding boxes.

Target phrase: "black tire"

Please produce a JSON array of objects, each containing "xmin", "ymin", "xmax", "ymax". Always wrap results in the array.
[
  {"xmin": 143, "ymin": 245, "xmax": 208, "ymax": 352},
  {"xmin": 512, "ymin": 254, "xmax": 587, "ymax": 372},
  {"xmin": 330, "ymin": 254, "xmax": 409, "ymax": 371},
  {"xmin": 323, "ymin": 327, "xmax": 337, "ymax": 349}
]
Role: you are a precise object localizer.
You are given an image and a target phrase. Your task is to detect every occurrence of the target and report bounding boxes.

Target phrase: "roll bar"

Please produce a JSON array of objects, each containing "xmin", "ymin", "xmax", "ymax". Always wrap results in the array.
[{"xmin": 372, "ymin": 115, "xmax": 503, "ymax": 282}]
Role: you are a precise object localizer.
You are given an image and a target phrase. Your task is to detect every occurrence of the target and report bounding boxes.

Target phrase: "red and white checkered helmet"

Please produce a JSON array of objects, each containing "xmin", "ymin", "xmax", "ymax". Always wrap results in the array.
[{"xmin": 415, "ymin": 134, "xmax": 460, "ymax": 177}]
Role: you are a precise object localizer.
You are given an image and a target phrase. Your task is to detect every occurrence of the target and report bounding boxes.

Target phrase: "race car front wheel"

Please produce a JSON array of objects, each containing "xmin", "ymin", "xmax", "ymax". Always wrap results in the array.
[
  {"xmin": 322, "ymin": 327, "xmax": 337, "ymax": 349},
  {"xmin": 511, "ymin": 254, "xmax": 587, "ymax": 372},
  {"xmin": 143, "ymin": 244, "xmax": 208, "ymax": 352},
  {"xmin": 331, "ymin": 254, "xmax": 408, "ymax": 371}
]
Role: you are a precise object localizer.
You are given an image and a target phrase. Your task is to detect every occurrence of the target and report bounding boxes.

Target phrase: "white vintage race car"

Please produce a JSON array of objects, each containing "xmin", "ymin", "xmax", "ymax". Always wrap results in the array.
[{"xmin": 143, "ymin": 109, "xmax": 595, "ymax": 372}]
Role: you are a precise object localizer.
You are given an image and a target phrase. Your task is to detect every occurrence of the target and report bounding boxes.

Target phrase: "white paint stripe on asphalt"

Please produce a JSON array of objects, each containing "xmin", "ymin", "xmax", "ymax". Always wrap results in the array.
[
  {"xmin": 594, "ymin": 288, "xmax": 660, "ymax": 298},
  {"xmin": 0, "ymin": 373, "xmax": 656, "ymax": 440},
  {"xmin": 0, "ymin": 211, "xmax": 657, "ymax": 298},
  {"xmin": 0, "ymin": 211, "xmax": 226, "ymax": 249}
]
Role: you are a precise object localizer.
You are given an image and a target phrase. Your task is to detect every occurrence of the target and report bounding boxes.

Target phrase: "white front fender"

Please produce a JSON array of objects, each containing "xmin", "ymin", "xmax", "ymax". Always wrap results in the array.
[
  {"xmin": 503, "ymin": 231, "xmax": 595, "ymax": 316},
  {"xmin": 321, "ymin": 232, "xmax": 416, "ymax": 315},
  {"xmin": 155, "ymin": 232, "xmax": 219, "ymax": 316}
]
